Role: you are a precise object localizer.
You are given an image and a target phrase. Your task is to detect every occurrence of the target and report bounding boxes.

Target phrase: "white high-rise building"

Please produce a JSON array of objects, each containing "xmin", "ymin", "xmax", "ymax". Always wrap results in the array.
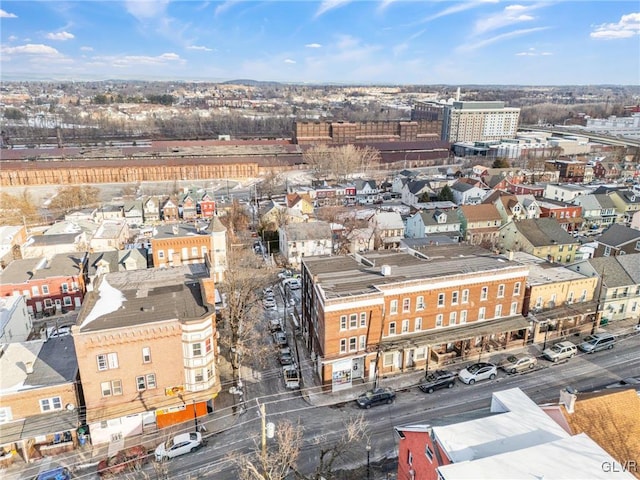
[{"xmin": 443, "ymin": 101, "xmax": 520, "ymax": 143}]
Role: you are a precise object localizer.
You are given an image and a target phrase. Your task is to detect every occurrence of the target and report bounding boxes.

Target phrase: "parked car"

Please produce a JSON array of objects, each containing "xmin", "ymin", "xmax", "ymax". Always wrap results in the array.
[
  {"xmin": 283, "ymin": 365, "xmax": 300, "ymax": 389},
  {"xmin": 458, "ymin": 362, "xmax": 497, "ymax": 385},
  {"xmin": 419, "ymin": 370, "xmax": 456, "ymax": 393},
  {"xmin": 47, "ymin": 325, "xmax": 71, "ymax": 338},
  {"xmin": 278, "ymin": 347, "xmax": 294, "ymax": 365},
  {"xmin": 605, "ymin": 376, "xmax": 640, "ymax": 389},
  {"xmin": 154, "ymin": 432, "xmax": 203, "ymax": 461},
  {"xmin": 34, "ymin": 467, "xmax": 71, "ymax": 480},
  {"xmin": 578, "ymin": 332, "xmax": 615, "ymax": 353},
  {"xmin": 98, "ymin": 445, "xmax": 148, "ymax": 477},
  {"xmin": 355, "ymin": 387, "xmax": 396, "ymax": 409},
  {"xmin": 263, "ymin": 287, "xmax": 274, "ymax": 296},
  {"xmin": 498, "ymin": 354, "xmax": 537, "ymax": 374},
  {"xmin": 542, "ymin": 341, "xmax": 577, "ymax": 362},
  {"xmin": 268, "ymin": 319, "xmax": 282, "ymax": 332},
  {"xmin": 272, "ymin": 330, "xmax": 288, "ymax": 346}
]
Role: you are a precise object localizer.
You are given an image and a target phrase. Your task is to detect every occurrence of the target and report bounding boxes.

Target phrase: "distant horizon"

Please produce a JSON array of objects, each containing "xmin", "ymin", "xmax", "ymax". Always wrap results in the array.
[{"xmin": 1, "ymin": 1, "xmax": 638, "ymax": 85}]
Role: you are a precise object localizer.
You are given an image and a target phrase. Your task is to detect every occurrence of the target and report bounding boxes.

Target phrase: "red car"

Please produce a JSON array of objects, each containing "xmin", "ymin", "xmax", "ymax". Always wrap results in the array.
[{"xmin": 97, "ymin": 445, "xmax": 148, "ymax": 477}]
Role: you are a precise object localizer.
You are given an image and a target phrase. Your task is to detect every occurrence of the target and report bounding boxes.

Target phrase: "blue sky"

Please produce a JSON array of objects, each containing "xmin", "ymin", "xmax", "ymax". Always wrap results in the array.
[{"xmin": 1, "ymin": 1, "xmax": 639, "ymax": 84}]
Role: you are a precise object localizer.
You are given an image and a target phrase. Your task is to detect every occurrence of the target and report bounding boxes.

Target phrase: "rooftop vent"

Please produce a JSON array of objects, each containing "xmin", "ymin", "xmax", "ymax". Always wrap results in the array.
[
  {"xmin": 381, "ymin": 265, "xmax": 391, "ymax": 276},
  {"xmin": 25, "ymin": 361, "xmax": 34, "ymax": 374}
]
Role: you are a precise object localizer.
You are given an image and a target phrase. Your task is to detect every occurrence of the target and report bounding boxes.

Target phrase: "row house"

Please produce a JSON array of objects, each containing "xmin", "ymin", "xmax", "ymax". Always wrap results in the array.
[
  {"xmin": 609, "ymin": 189, "xmax": 640, "ymax": 223},
  {"xmin": 537, "ymin": 199, "xmax": 583, "ymax": 233},
  {"xmin": 161, "ymin": 197, "xmax": 179, "ymax": 222},
  {"xmin": 593, "ymin": 161, "xmax": 622, "ymax": 181},
  {"xmin": 286, "ymin": 193, "xmax": 314, "ymax": 216},
  {"xmin": 405, "ymin": 209, "xmax": 461, "ymax": 239},
  {"xmin": 545, "ymin": 159, "xmax": 587, "ymax": 183},
  {"xmin": 300, "ymin": 246, "xmax": 530, "ymax": 391},
  {"xmin": 572, "ymin": 194, "xmax": 619, "ymax": 230},
  {"xmin": 507, "ymin": 182, "xmax": 546, "ymax": 197},
  {"xmin": 457, "ymin": 204, "xmax": 502, "ymax": 248},
  {"xmin": 0, "ymin": 225, "xmax": 27, "ymax": 267},
  {"xmin": 23, "ymin": 232, "xmax": 87, "ymax": 260},
  {"xmin": 401, "ymin": 180, "xmax": 435, "ymax": 206},
  {"xmin": 72, "ymin": 266, "xmax": 221, "ymax": 445},
  {"xmin": 0, "ymin": 336, "xmax": 82, "ymax": 465},
  {"xmin": 568, "ymin": 254, "xmax": 640, "ymax": 323},
  {"xmin": 0, "ymin": 254, "xmax": 86, "ymax": 318},
  {"xmin": 123, "ymin": 200, "xmax": 144, "ymax": 227},
  {"xmin": 449, "ymin": 181, "xmax": 485, "ymax": 205},
  {"xmin": 354, "ymin": 179, "xmax": 380, "ymax": 204},
  {"xmin": 482, "ymin": 191, "xmax": 539, "ymax": 224},
  {"xmin": 85, "ymin": 249, "xmax": 148, "ymax": 291},
  {"xmin": 594, "ymin": 224, "xmax": 640, "ymax": 257},
  {"xmin": 142, "ymin": 197, "xmax": 161, "ymax": 223},
  {"xmin": 543, "ymin": 184, "xmax": 592, "ymax": 203},
  {"xmin": 95, "ymin": 204, "xmax": 125, "ymax": 222},
  {"xmin": 499, "ymin": 218, "xmax": 580, "ymax": 264},
  {"xmin": 88, "ymin": 220, "xmax": 130, "ymax": 252},
  {"xmin": 278, "ymin": 221, "xmax": 333, "ymax": 267},
  {"xmin": 0, "ymin": 295, "xmax": 32, "ymax": 344},
  {"xmin": 178, "ymin": 190, "xmax": 217, "ymax": 219},
  {"xmin": 368, "ymin": 211, "xmax": 405, "ymax": 249}
]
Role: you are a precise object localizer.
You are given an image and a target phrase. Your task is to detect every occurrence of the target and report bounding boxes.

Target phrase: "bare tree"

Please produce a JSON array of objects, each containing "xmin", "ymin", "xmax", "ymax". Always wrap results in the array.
[{"xmin": 48, "ymin": 185, "xmax": 100, "ymax": 213}]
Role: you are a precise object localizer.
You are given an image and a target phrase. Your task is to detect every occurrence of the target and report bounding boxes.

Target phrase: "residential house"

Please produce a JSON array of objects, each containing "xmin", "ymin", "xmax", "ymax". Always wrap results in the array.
[
  {"xmin": 85, "ymin": 249, "xmax": 148, "ymax": 291},
  {"xmin": 457, "ymin": 204, "xmax": 502, "ymax": 247},
  {"xmin": 89, "ymin": 220, "xmax": 130, "ymax": 252},
  {"xmin": 567, "ymin": 253, "xmax": 640, "ymax": 323},
  {"xmin": 278, "ymin": 221, "xmax": 333, "ymax": 266},
  {"xmin": 573, "ymin": 194, "xmax": 619, "ymax": 231},
  {"xmin": 179, "ymin": 192, "xmax": 198, "ymax": 220},
  {"xmin": 402, "ymin": 179, "xmax": 434, "ymax": 206},
  {"xmin": 94, "ymin": 204, "xmax": 124, "ymax": 222},
  {"xmin": 0, "ymin": 225, "xmax": 27, "ymax": 267},
  {"xmin": 64, "ymin": 208, "xmax": 97, "ymax": 223},
  {"xmin": 594, "ymin": 224, "xmax": 640, "ymax": 257},
  {"xmin": 196, "ymin": 191, "xmax": 216, "ymax": 218},
  {"xmin": 515, "ymin": 195, "xmax": 542, "ymax": 219},
  {"xmin": 537, "ymin": 199, "xmax": 583, "ymax": 233},
  {"xmin": 632, "ymin": 210, "xmax": 640, "ymax": 231},
  {"xmin": 123, "ymin": 200, "xmax": 144, "ymax": 227},
  {"xmin": 482, "ymin": 190, "xmax": 529, "ymax": 224},
  {"xmin": 512, "ymin": 252, "xmax": 599, "ymax": 345},
  {"xmin": 258, "ymin": 200, "xmax": 286, "ymax": 231},
  {"xmin": 450, "ymin": 181, "xmax": 485, "ymax": 205},
  {"xmin": 300, "ymin": 246, "xmax": 530, "ymax": 391},
  {"xmin": 395, "ymin": 388, "xmax": 634, "ymax": 480},
  {"xmin": 71, "ymin": 266, "xmax": 221, "ymax": 444},
  {"xmin": 499, "ymin": 218, "xmax": 579, "ymax": 263},
  {"xmin": 23, "ymin": 233, "xmax": 87, "ymax": 260},
  {"xmin": 355, "ymin": 180, "xmax": 380, "ymax": 205},
  {"xmin": 0, "ymin": 295, "xmax": 32, "ymax": 344},
  {"xmin": 0, "ymin": 254, "xmax": 86, "ymax": 317},
  {"xmin": 593, "ymin": 161, "xmax": 622, "ymax": 181},
  {"xmin": 337, "ymin": 227, "xmax": 375, "ymax": 254},
  {"xmin": 543, "ymin": 184, "xmax": 592, "ymax": 203},
  {"xmin": 142, "ymin": 197, "xmax": 161, "ymax": 223},
  {"xmin": 160, "ymin": 197, "xmax": 179, "ymax": 222},
  {"xmin": 545, "ymin": 159, "xmax": 587, "ymax": 183},
  {"xmin": 286, "ymin": 193, "xmax": 314, "ymax": 216},
  {"xmin": 369, "ymin": 211, "xmax": 405, "ymax": 249},
  {"xmin": 609, "ymin": 189, "xmax": 640, "ymax": 224},
  {"xmin": 0, "ymin": 336, "xmax": 81, "ymax": 464},
  {"xmin": 207, "ymin": 216, "xmax": 228, "ymax": 283},
  {"xmin": 405, "ymin": 209, "xmax": 461, "ymax": 239}
]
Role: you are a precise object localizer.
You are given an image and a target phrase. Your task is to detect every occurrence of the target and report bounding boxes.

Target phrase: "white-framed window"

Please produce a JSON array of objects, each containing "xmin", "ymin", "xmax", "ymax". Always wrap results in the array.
[
  {"xmin": 383, "ymin": 352, "xmax": 395, "ymax": 367},
  {"xmin": 415, "ymin": 347, "xmax": 426, "ymax": 360},
  {"xmin": 340, "ymin": 315, "xmax": 347, "ymax": 330},
  {"xmin": 535, "ymin": 296, "xmax": 543, "ymax": 309},
  {"xmin": 158, "ymin": 250, "xmax": 165, "ymax": 259},
  {"xmin": 349, "ymin": 314, "xmax": 358, "ymax": 329},
  {"xmin": 449, "ymin": 311, "xmax": 457, "ymax": 325},
  {"xmin": 514, "ymin": 282, "xmax": 521, "ymax": 296},
  {"xmin": 31, "ymin": 286, "xmax": 40, "ymax": 297},
  {"xmin": 401, "ymin": 320, "xmax": 409, "ymax": 333},
  {"xmin": 0, "ymin": 407, "xmax": 12, "ymax": 424},
  {"xmin": 402, "ymin": 298, "xmax": 411, "ymax": 313},
  {"xmin": 389, "ymin": 322, "xmax": 396, "ymax": 335},
  {"xmin": 42, "ymin": 285, "xmax": 50, "ymax": 295},
  {"xmin": 390, "ymin": 300, "xmax": 398, "ymax": 315},
  {"xmin": 436, "ymin": 314, "xmax": 443, "ymax": 327},
  {"xmin": 580, "ymin": 289, "xmax": 587, "ymax": 302},
  {"xmin": 359, "ymin": 335, "xmax": 366, "ymax": 350},
  {"xmin": 61, "ymin": 283, "xmax": 69, "ymax": 293},
  {"xmin": 39, "ymin": 396, "xmax": 62, "ymax": 412},
  {"xmin": 511, "ymin": 302, "xmax": 518, "ymax": 315},
  {"xmin": 63, "ymin": 296, "xmax": 72, "ymax": 306},
  {"xmin": 142, "ymin": 347, "xmax": 151, "ymax": 364},
  {"xmin": 97, "ymin": 353, "xmax": 119, "ymax": 371},
  {"xmin": 478, "ymin": 307, "xmax": 486, "ymax": 320},
  {"xmin": 462, "ymin": 289, "xmax": 469, "ymax": 303},
  {"xmin": 480, "ymin": 286, "xmax": 488, "ymax": 301},
  {"xmin": 349, "ymin": 337, "xmax": 357, "ymax": 352},
  {"xmin": 415, "ymin": 317, "xmax": 422, "ymax": 331},
  {"xmin": 340, "ymin": 339, "xmax": 347, "ymax": 353},
  {"xmin": 191, "ymin": 246, "xmax": 198, "ymax": 256},
  {"xmin": 408, "ymin": 451, "xmax": 413, "ymax": 466},
  {"xmin": 460, "ymin": 310, "xmax": 467, "ymax": 324},
  {"xmin": 192, "ymin": 343, "xmax": 202, "ymax": 356},
  {"xmin": 495, "ymin": 304, "xmax": 502, "ymax": 318},
  {"xmin": 603, "ymin": 246, "xmax": 611, "ymax": 257},
  {"xmin": 194, "ymin": 369, "xmax": 204, "ymax": 382},
  {"xmin": 451, "ymin": 291, "xmax": 459, "ymax": 305},
  {"xmin": 497, "ymin": 284, "xmax": 505, "ymax": 298},
  {"xmin": 425, "ymin": 444, "xmax": 434, "ymax": 462},
  {"xmin": 101, "ymin": 380, "xmax": 122, "ymax": 397},
  {"xmin": 416, "ymin": 296, "xmax": 425, "ymax": 311},
  {"xmin": 360, "ymin": 312, "xmax": 367, "ymax": 327},
  {"xmin": 437, "ymin": 293, "xmax": 445, "ymax": 307},
  {"xmin": 567, "ymin": 291, "xmax": 574, "ymax": 303}
]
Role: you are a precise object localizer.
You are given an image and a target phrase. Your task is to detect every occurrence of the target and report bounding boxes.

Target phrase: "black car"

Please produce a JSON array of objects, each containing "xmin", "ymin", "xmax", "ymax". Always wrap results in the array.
[
  {"xmin": 355, "ymin": 387, "xmax": 396, "ymax": 409},
  {"xmin": 419, "ymin": 370, "xmax": 456, "ymax": 393}
]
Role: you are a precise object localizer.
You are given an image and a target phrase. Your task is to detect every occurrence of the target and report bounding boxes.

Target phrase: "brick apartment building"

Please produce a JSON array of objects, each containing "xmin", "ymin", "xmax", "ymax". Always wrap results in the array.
[
  {"xmin": 300, "ymin": 246, "xmax": 530, "ymax": 392},
  {"xmin": 72, "ymin": 266, "xmax": 221, "ymax": 445},
  {"xmin": 294, "ymin": 120, "xmax": 442, "ymax": 144},
  {"xmin": 545, "ymin": 159, "xmax": 587, "ymax": 183}
]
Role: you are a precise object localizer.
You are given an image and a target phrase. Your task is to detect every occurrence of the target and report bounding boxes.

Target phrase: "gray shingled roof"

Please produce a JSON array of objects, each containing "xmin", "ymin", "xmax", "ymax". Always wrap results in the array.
[
  {"xmin": 587, "ymin": 257, "xmax": 634, "ymax": 288},
  {"xmin": 514, "ymin": 218, "xmax": 576, "ymax": 247},
  {"xmin": 25, "ymin": 335, "xmax": 78, "ymax": 387},
  {"xmin": 597, "ymin": 224, "xmax": 640, "ymax": 248},
  {"xmin": 282, "ymin": 221, "xmax": 332, "ymax": 241},
  {"xmin": 616, "ymin": 252, "xmax": 640, "ymax": 284}
]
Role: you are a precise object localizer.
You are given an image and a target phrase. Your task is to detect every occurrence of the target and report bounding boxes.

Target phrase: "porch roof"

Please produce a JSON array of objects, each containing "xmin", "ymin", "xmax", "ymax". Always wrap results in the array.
[
  {"xmin": 0, "ymin": 410, "xmax": 79, "ymax": 446},
  {"xmin": 380, "ymin": 315, "xmax": 530, "ymax": 350}
]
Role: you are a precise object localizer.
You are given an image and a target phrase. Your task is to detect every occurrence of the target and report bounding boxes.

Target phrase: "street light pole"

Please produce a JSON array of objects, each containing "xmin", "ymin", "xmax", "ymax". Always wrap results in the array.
[
  {"xmin": 543, "ymin": 319, "xmax": 550, "ymax": 350},
  {"xmin": 366, "ymin": 443, "xmax": 371, "ymax": 480}
]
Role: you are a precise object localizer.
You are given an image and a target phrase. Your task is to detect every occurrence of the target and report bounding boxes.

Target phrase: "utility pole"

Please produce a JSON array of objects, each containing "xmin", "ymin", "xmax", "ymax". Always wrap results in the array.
[
  {"xmin": 260, "ymin": 402, "xmax": 266, "ymax": 459},
  {"xmin": 591, "ymin": 268, "xmax": 606, "ymax": 334}
]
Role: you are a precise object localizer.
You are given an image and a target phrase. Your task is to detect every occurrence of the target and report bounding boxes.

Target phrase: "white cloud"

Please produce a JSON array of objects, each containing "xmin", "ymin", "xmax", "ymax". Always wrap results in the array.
[
  {"xmin": 591, "ymin": 12, "xmax": 640, "ymax": 39},
  {"xmin": 473, "ymin": 4, "xmax": 539, "ymax": 35},
  {"xmin": 159, "ymin": 52, "xmax": 180, "ymax": 60},
  {"xmin": 80, "ymin": 46, "xmax": 94, "ymax": 52},
  {"xmin": 1, "ymin": 44, "xmax": 61, "ymax": 56},
  {"xmin": 0, "ymin": 9, "xmax": 17, "ymax": 18},
  {"xmin": 125, "ymin": 0, "xmax": 169, "ymax": 20},
  {"xmin": 315, "ymin": 0, "xmax": 351, "ymax": 18},
  {"xmin": 215, "ymin": 0, "xmax": 240, "ymax": 17},
  {"xmin": 46, "ymin": 31, "xmax": 75, "ymax": 41},
  {"xmin": 457, "ymin": 26, "xmax": 550, "ymax": 52},
  {"xmin": 187, "ymin": 45, "xmax": 213, "ymax": 51},
  {"xmin": 8, "ymin": 35, "xmax": 18, "ymax": 42},
  {"xmin": 416, "ymin": 1, "xmax": 493, "ymax": 25},
  {"xmin": 305, "ymin": 43, "xmax": 322, "ymax": 48},
  {"xmin": 101, "ymin": 52, "xmax": 184, "ymax": 67},
  {"xmin": 516, "ymin": 47, "xmax": 552, "ymax": 56},
  {"xmin": 284, "ymin": 58, "xmax": 296, "ymax": 64}
]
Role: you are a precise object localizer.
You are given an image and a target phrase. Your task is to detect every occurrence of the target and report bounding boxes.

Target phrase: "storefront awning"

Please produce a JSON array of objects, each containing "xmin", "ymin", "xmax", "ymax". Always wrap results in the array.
[{"xmin": 381, "ymin": 315, "xmax": 530, "ymax": 350}]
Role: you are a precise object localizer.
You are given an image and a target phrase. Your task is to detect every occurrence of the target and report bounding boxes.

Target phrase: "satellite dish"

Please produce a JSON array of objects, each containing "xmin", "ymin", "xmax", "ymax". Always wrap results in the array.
[{"xmin": 65, "ymin": 404, "xmax": 75, "ymax": 411}]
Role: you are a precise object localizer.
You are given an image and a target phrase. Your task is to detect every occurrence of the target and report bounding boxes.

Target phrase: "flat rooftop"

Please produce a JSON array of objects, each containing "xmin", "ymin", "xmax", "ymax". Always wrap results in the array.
[
  {"xmin": 511, "ymin": 252, "xmax": 587, "ymax": 285},
  {"xmin": 77, "ymin": 264, "xmax": 211, "ymax": 332}
]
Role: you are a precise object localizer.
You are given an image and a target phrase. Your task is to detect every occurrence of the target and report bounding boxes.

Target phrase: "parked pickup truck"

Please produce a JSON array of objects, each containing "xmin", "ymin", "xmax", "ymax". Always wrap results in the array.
[{"xmin": 283, "ymin": 365, "xmax": 300, "ymax": 389}]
